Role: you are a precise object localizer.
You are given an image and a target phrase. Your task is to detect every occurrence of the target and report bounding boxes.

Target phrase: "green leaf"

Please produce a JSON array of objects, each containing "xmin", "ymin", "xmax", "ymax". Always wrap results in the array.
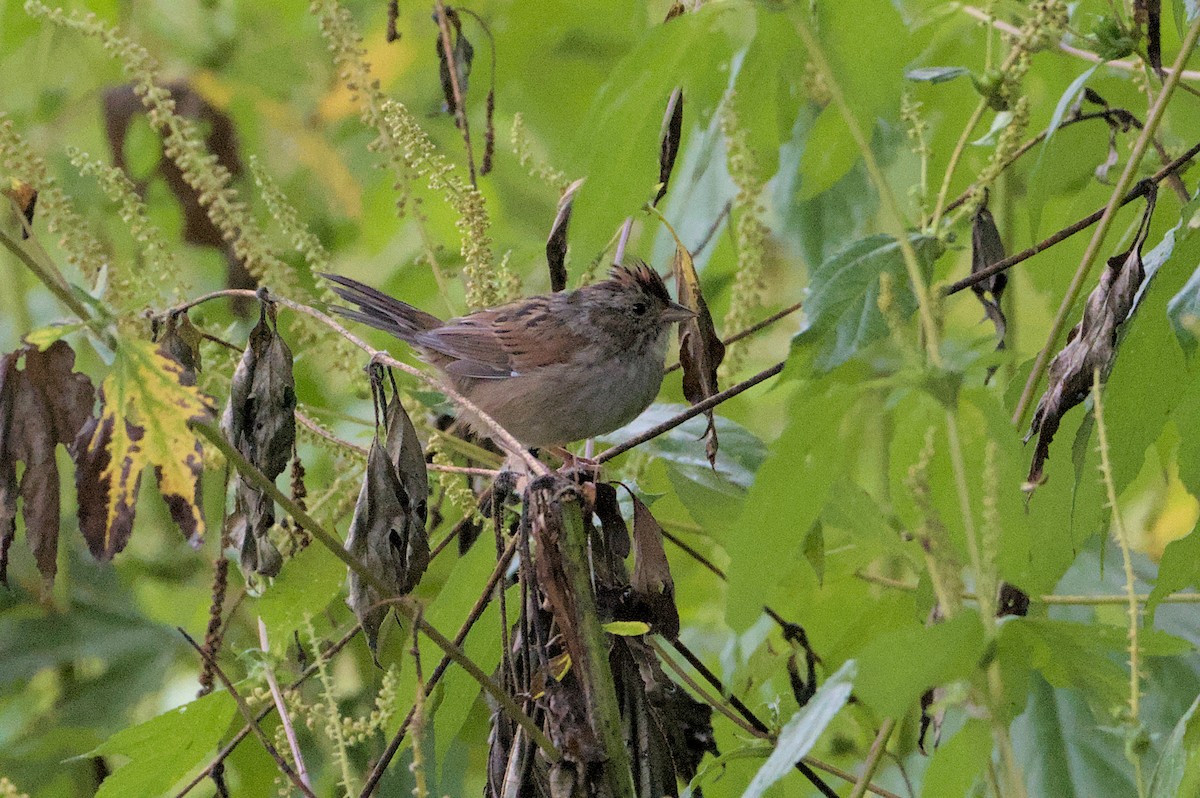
[
  {"xmin": 999, "ymin": 618, "xmax": 1128, "ymax": 709},
  {"xmin": 1014, "ymin": 674, "xmax": 1138, "ymax": 797},
  {"xmin": 569, "ymin": 4, "xmax": 751, "ymax": 263},
  {"xmin": 742, "ymin": 660, "xmax": 855, "ymax": 798},
  {"xmin": 797, "ymin": 105, "xmax": 859, "ymax": 201},
  {"xmin": 89, "ymin": 690, "xmax": 235, "ymax": 798},
  {"xmin": 725, "ymin": 381, "xmax": 855, "ymax": 630},
  {"xmin": 920, "ymin": 720, "xmax": 991, "ymax": 798},
  {"xmin": 854, "ymin": 611, "xmax": 986, "ymax": 718},
  {"xmin": 600, "ymin": 403, "xmax": 766, "ymax": 529},
  {"xmin": 794, "ymin": 234, "xmax": 943, "ymax": 371},
  {"xmin": 1148, "ymin": 693, "xmax": 1200, "ymax": 798},
  {"xmin": 256, "ymin": 541, "xmax": 347, "ymax": 646}
]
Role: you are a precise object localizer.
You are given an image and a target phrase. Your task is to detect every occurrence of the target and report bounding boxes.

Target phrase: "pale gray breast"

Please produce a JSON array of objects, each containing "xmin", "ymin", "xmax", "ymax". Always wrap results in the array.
[{"xmin": 453, "ymin": 328, "xmax": 670, "ymax": 449}]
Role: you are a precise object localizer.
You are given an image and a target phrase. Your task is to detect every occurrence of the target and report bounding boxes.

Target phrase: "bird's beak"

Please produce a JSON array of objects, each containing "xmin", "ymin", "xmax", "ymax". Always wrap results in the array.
[{"xmin": 661, "ymin": 301, "xmax": 698, "ymax": 324}]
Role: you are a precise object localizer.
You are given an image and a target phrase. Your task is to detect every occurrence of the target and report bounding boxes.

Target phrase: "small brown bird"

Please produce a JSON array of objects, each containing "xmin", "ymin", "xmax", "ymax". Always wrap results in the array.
[{"xmin": 324, "ymin": 262, "xmax": 694, "ymax": 450}]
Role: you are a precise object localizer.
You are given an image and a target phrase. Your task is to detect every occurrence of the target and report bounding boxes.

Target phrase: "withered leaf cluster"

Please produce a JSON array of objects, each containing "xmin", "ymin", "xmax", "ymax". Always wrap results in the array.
[
  {"xmin": 1025, "ymin": 186, "xmax": 1159, "ymax": 487},
  {"xmin": 434, "ymin": 6, "xmax": 474, "ymax": 116},
  {"xmin": 220, "ymin": 299, "xmax": 296, "ymax": 576},
  {"xmin": 345, "ymin": 370, "xmax": 430, "ymax": 662},
  {"xmin": 0, "ymin": 342, "xmax": 95, "ymax": 587},
  {"xmin": 487, "ymin": 478, "xmax": 713, "ymax": 797},
  {"xmin": 432, "ymin": 4, "xmax": 496, "ymax": 175},
  {"xmin": 546, "ymin": 179, "xmax": 584, "ymax": 292}
]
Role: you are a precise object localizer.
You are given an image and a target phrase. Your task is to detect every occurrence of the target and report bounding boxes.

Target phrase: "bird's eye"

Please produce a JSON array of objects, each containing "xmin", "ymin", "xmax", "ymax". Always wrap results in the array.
[{"xmin": 632, "ymin": 302, "xmax": 648, "ymax": 316}]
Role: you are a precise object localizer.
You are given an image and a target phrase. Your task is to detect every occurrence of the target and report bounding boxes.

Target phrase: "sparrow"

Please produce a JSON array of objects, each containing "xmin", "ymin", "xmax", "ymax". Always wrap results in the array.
[{"xmin": 323, "ymin": 262, "xmax": 694, "ymax": 450}]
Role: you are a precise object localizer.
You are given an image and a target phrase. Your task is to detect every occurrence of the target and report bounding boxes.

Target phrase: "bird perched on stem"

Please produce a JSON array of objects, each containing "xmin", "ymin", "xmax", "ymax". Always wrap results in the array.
[{"xmin": 324, "ymin": 262, "xmax": 694, "ymax": 452}]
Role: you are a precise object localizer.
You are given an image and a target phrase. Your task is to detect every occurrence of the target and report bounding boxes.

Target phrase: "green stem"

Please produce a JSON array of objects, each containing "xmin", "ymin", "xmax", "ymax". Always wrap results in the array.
[
  {"xmin": 1093, "ymin": 369, "xmax": 1145, "ymax": 797},
  {"xmin": 849, "ymin": 719, "xmax": 895, "ymax": 798},
  {"xmin": 1013, "ymin": 18, "xmax": 1200, "ymax": 427},
  {"xmin": 930, "ymin": 99, "xmax": 988, "ymax": 231},
  {"xmin": 191, "ymin": 418, "xmax": 561, "ymax": 763},
  {"xmin": 548, "ymin": 487, "xmax": 635, "ymax": 798},
  {"xmin": 0, "ymin": 225, "xmax": 99, "ymax": 334}
]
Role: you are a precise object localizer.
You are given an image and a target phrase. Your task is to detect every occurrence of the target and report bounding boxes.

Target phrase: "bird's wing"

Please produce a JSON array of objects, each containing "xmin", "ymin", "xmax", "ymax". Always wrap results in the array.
[{"xmin": 416, "ymin": 296, "xmax": 589, "ymax": 379}]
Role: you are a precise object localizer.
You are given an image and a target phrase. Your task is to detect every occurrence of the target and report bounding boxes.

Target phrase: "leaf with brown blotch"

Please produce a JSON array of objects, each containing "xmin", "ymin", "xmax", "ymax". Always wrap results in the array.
[
  {"xmin": 0, "ymin": 342, "xmax": 96, "ymax": 588},
  {"xmin": 2, "ymin": 178, "xmax": 37, "ymax": 239},
  {"xmin": 670, "ymin": 231, "xmax": 725, "ymax": 467},
  {"xmin": 1025, "ymin": 186, "xmax": 1159, "ymax": 488},
  {"xmin": 654, "ymin": 88, "xmax": 683, "ymax": 207},
  {"xmin": 72, "ymin": 409, "xmax": 140, "ymax": 562},
  {"xmin": 546, "ymin": 178, "xmax": 583, "ymax": 292},
  {"xmin": 629, "ymin": 494, "xmax": 679, "ymax": 639},
  {"xmin": 970, "ymin": 193, "xmax": 1008, "ymax": 374},
  {"xmin": 221, "ymin": 300, "xmax": 296, "ymax": 576},
  {"xmin": 1135, "ymin": 0, "xmax": 1162, "ymax": 74},
  {"xmin": 434, "ymin": 6, "xmax": 474, "ymax": 117},
  {"xmin": 103, "ymin": 81, "xmax": 252, "ymax": 294},
  {"xmin": 345, "ymin": 382, "xmax": 430, "ymax": 663},
  {"xmin": 81, "ymin": 337, "xmax": 209, "ymax": 558}
]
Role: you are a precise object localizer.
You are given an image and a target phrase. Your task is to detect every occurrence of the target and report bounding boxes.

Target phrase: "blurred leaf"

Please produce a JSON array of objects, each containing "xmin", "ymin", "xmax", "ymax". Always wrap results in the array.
[
  {"xmin": 89, "ymin": 690, "xmax": 235, "ymax": 798},
  {"xmin": 1148, "ymin": 693, "xmax": 1200, "ymax": 798},
  {"xmin": 725, "ymin": 381, "xmax": 854, "ymax": 629},
  {"xmin": 920, "ymin": 720, "xmax": 991, "ymax": 798},
  {"xmin": 256, "ymin": 542, "xmax": 346, "ymax": 646},
  {"xmin": 905, "ymin": 66, "xmax": 969, "ymax": 83},
  {"xmin": 855, "ymin": 611, "xmax": 986, "ymax": 718},
  {"xmin": 742, "ymin": 660, "xmax": 855, "ymax": 798}
]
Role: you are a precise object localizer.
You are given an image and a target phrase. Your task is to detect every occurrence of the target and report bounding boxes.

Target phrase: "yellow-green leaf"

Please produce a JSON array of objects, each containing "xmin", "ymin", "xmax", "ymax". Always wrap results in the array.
[
  {"xmin": 86, "ymin": 338, "xmax": 209, "ymax": 546},
  {"xmin": 603, "ymin": 620, "xmax": 651, "ymax": 636}
]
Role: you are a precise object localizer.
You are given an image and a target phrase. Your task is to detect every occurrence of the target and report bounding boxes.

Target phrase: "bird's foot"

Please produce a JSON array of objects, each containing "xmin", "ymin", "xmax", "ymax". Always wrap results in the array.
[{"xmin": 549, "ymin": 446, "xmax": 602, "ymax": 484}]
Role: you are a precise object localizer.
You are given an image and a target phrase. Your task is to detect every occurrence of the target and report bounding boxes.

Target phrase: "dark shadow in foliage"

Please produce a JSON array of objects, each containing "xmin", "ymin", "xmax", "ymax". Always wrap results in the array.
[
  {"xmin": 1025, "ymin": 185, "xmax": 1159, "ymax": 488},
  {"xmin": 103, "ymin": 81, "xmax": 253, "ymax": 299},
  {"xmin": 345, "ymin": 367, "xmax": 430, "ymax": 664},
  {"xmin": 0, "ymin": 341, "xmax": 95, "ymax": 587},
  {"xmin": 220, "ymin": 294, "xmax": 296, "ymax": 576}
]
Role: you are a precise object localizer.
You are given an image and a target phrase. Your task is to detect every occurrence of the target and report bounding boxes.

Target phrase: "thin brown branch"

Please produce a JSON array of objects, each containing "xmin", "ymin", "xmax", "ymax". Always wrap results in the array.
[
  {"xmin": 596, "ymin": 360, "xmax": 784, "ymax": 464},
  {"xmin": 660, "ymin": 526, "xmax": 726, "ymax": 580},
  {"xmin": 665, "ymin": 302, "xmax": 802, "ymax": 374},
  {"xmin": 176, "ymin": 624, "xmax": 361, "ymax": 798},
  {"xmin": 944, "ymin": 134, "xmax": 1200, "ymax": 296},
  {"xmin": 648, "ymin": 637, "xmax": 762, "ymax": 737},
  {"xmin": 434, "ymin": 0, "xmax": 477, "ymax": 186},
  {"xmin": 178, "ymin": 629, "xmax": 319, "ymax": 798},
  {"xmin": 256, "ymin": 618, "xmax": 311, "ymax": 790},
  {"xmin": 163, "ymin": 288, "xmax": 547, "ymax": 473},
  {"xmin": 358, "ymin": 528, "xmax": 521, "ymax": 796},
  {"xmin": 667, "ymin": 639, "xmax": 897, "ymax": 798}
]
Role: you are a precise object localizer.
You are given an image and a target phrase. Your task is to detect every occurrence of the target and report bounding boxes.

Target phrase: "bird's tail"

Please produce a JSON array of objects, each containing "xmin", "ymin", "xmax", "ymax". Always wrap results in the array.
[{"xmin": 321, "ymin": 273, "xmax": 443, "ymax": 343}]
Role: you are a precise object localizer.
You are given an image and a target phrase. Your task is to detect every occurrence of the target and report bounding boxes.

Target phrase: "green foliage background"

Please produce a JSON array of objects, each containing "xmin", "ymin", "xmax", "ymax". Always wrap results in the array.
[{"xmin": 4, "ymin": 0, "xmax": 1200, "ymax": 796}]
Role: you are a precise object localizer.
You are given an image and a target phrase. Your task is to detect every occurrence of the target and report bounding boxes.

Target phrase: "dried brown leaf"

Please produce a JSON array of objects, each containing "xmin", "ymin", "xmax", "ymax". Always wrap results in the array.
[
  {"xmin": 546, "ymin": 178, "xmax": 583, "ymax": 292},
  {"xmin": 671, "ymin": 237, "xmax": 725, "ymax": 466},
  {"xmin": 3, "ymin": 179, "xmax": 37, "ymax": 239},
  {"xmin": 630, "ymin": 495, "xmax": 679, "ymax": 640},
  {"xmin": 345, "ymin": 384, "xmax": 430, "ymax": 662},
  {"xmin": 1025, "ymin": 186, "xmax": 1159, "ymax": 487},
  {"xmin": 655, "ymin": 89, "xmax": 683, "ymax": 207},
  {"xmin": 221, "ymin": 300, "xmax": 296, "ymax": 576},
  {"xmin": 0, "ymin": 342, "xmax": 96, "ymax": 586},
  {"xmin": 970, "ymin": 194, "xmax": 1008, "ymax": 368},
  {"xmin": 72, "ymin": 410, "xmax": 140, "ymax": 562}
]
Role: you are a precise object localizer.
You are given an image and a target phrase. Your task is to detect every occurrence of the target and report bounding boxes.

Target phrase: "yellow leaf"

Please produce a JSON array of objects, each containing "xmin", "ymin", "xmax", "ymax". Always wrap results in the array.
[
  {"xmin": 89, "ymin": 338, "xmax": 210, "ymax": 543},
  {"xmin": 603, "ymin": 620, "xmax": 651, "ymax": 637}
]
